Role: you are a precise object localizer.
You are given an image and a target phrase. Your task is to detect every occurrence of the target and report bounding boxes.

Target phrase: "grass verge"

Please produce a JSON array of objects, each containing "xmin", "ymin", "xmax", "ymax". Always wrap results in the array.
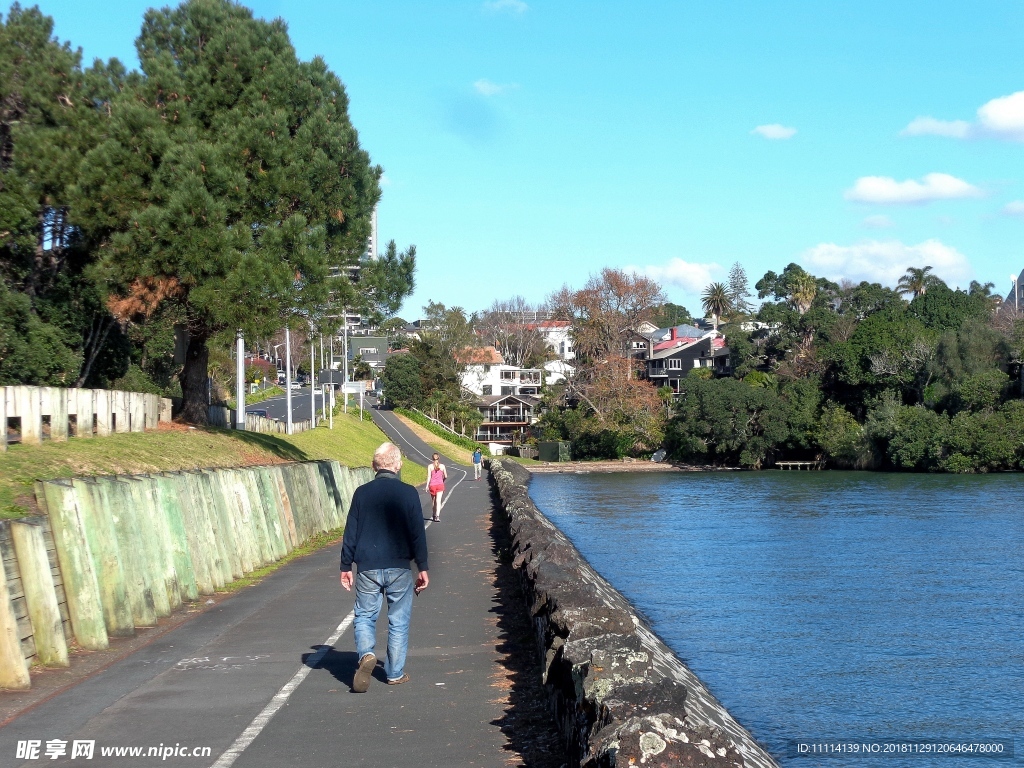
[
  {"xmin": 0, "ymin": 408, "xmax": 422, "ymax": 519},
  {"xmin": 219, "ymin": 526, "xmax": 344, "ymax": 592},
  {"xmin": 393, "ymin": 408, "xmax": 488, "ymax": 459},
  {"xmin": 391, "ymin": 411, "xmax": 479, "ymax": 466}
]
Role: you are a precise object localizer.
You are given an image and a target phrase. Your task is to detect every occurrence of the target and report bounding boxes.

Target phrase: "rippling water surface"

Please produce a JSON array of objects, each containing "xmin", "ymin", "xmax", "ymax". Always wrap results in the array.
[{"xmin": 528, "ymin": 471, "xmax": 1023, "ymax": 767}]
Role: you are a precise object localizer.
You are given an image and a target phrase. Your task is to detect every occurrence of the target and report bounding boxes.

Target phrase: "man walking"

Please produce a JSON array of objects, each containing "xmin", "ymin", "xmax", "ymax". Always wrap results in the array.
[
  {"xmin": 472, "ymin": 447, "xmax": 483, "ymax": 480},
  {"xmin": 340, "ymin": 442, "xmax": 429, "ymax": 692}
]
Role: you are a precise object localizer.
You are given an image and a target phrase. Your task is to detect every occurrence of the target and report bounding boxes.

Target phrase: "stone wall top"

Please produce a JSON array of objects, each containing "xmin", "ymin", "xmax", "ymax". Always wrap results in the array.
[{"xmin": 490, "ymin": 458, "xmax": 779, "ymax": 768}]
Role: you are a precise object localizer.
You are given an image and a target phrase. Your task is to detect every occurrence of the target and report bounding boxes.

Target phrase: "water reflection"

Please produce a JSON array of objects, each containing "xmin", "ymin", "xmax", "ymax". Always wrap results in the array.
[{"xmin": 529, "ymin": 471, "xmax": 1024, "ymax": 767}]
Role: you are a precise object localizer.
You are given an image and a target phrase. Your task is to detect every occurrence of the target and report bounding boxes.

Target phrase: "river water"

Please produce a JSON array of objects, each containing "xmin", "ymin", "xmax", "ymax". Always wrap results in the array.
[{"xmin": 528, "ymin": 471, "xmax": 1023, "ymax": 767}]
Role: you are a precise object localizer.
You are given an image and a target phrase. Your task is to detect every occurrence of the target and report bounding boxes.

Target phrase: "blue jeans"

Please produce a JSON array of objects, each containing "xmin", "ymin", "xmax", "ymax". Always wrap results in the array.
[{"xmin": 353, "ymin": 568, "xmax": 414, "ymax": 681}]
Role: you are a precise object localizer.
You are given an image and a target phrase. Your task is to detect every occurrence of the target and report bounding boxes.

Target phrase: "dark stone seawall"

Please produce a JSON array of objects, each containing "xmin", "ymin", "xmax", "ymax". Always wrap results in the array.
[{"xmin": 489, "ymin": 459, "xmax": 780, "ymax": 768}]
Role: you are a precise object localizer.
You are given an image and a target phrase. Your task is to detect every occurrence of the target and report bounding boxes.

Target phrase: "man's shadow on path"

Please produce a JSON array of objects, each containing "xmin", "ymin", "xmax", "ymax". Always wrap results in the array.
[{"xmin": 302, "ymin": 646, "xmax": 389, "ymax": 689}]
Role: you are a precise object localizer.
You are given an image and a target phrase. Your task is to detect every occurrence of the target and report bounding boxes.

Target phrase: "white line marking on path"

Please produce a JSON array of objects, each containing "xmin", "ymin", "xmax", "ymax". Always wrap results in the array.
[
  {"xmin": 372, "ymin": 409, "xmax": 468, "ymax": 513},
  {"xmin": 208, "ymin": 611, "xmax": 355, "ymax": 768}
]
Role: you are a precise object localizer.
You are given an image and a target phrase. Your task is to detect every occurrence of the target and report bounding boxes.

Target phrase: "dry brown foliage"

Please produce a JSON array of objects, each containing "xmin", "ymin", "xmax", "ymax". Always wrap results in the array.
[{"xmin": 107, "ymin": 276, "xmax": 184, "ymax": 321}]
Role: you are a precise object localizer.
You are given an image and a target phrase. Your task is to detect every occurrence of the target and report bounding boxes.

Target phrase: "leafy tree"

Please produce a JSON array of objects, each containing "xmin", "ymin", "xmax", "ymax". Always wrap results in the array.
[
  {"xmin": 896, "ymin": 266, "xmax": 942, "ymax": 299},
  {"xmin": 666, "ymin": 375, "xmax": 791, "ymax": 468},
  {"xmin": 907, "ymin": 284, "xmax": 988, "ymax": 332},
  {"xmin": 76, "ymin": 0, "xmax": 381, "ymax": 423},
  {"xmin": 650, "ymin": 302, "xmax": 692, "ymax": 329},
  {"xmin": 410, "ymin": 301, "xmax": 476, "ymax": 398},
  {"xmin": 358, "ymin": 239, "xmax": 416, "ymax": 328},
  {"xmin": 477, "ymin": 295, "xmax": 548, "ymax": 368},
  {"xmin": 701, "ymin": 282, "xmax": 731, "ymax": 330},
  {"xmin": 0, "ymin": 281, "xmax": 80, "ymax": 383},
  {"xmin": 727, "ymin": 262, "xmax": 753, "ymax": 314},
  {"xmin": 549, "ymin": 268, "xmax": 664, "ymax": 362},
  {"xmin": 885, "ymin": 406, "xmax": 949, "ymax": 470},
  {"xmin": 814, "ymin": 404, "xmax": 870, "ymax": 468},
  {"xmin": 381, "ymin": 352, "xmax": 421, "ymax": 408},
  {"xmin": 0, "ymin": 4, "xmax": 128, "ymax": 386}
]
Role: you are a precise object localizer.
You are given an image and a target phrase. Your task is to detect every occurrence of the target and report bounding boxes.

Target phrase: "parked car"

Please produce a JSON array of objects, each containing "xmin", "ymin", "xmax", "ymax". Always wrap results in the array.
[
  {"xmin": 289, "ymin": 380, "xmax": 302, "ymax": 390},
  {"xmin": 249, "ymin": 409, "xmax": 269, "ymax": 419}
]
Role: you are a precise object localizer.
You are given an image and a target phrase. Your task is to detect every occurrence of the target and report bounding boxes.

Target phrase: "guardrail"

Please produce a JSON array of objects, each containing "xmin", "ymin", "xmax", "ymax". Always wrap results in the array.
[{"xmin": 2, "ymin": 386, "xmax": 172, "ymax": 452}]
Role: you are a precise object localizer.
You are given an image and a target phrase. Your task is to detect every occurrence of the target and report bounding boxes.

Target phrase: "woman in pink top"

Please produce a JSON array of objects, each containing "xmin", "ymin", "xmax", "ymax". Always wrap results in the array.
[{"xmin": 426, "ymin": 453, "xmax": 447, "ymax": 522}]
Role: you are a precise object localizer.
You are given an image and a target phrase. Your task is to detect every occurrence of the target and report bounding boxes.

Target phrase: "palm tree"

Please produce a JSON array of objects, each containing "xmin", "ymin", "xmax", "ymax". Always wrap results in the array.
[
  {"xmin": 897, "ymin": 266, "xmax": 940, "ymax": 299},
  {"xmin": 790, "ymin": 272, "xmax": 817, "ymax": 315},
  {"xmin": 701, "ymin": 282, "xmax": 732, "ymax": 331}
]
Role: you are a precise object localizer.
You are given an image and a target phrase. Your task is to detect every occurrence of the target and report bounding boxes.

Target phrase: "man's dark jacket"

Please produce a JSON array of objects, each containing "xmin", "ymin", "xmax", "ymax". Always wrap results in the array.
[{"xmin": 340, "ymin": 471, "xmax": 428, "ymax": 573}]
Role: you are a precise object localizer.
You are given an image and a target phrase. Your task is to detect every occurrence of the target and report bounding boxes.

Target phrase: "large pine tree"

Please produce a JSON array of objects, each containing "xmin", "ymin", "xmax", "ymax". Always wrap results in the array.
[
  {"xmin": 76, "ymin": 0, "xmax": 382, "ymax": 423},
  {"xmin": 0, "ymin": 4, "xmax": 126, "ymax": 386}
]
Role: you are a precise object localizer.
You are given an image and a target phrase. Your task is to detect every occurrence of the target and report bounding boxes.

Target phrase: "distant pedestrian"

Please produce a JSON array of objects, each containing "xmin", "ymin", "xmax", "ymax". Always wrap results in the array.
[
  {"xmin": 340, "ymin": 443, "xmax": 429, "ymax": 692},
  {"xmin": 426, "ymin": 453, "xmax": 447, "ymax": 522},
  {"xmin": 472, "ymin": 447, "xmax": 483, "ymax": 480}
]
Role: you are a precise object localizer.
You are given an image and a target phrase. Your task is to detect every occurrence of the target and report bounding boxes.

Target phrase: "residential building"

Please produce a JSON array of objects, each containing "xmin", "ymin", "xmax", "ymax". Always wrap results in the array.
[
  {"xmin": 460, "ymin": 347, "xmax": 545, "ymax": 397},
  {"xmin": 473, "ymin": 393, "xmax": 541, "ymax": 447},
  {"xmin": 643, "ymin": 325, "xmax": 731, "ymax": 392}
]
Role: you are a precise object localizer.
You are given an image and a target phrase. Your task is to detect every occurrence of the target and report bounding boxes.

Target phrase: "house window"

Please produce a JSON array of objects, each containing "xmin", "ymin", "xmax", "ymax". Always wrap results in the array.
[
  {"xmin": 482, "ymin": 385, "xmax": 492, "ymax": 395},
  {"xmin": 501, "ymin": 386, "xmax": 515, "ymax": 395},
  {"xmin": 483, "ymin": 365, "xmax": 491, "ymax": 373},
  {"xmin": 668, "ymin": 359, "xmax": 682, "ymax": 370},
  {"xmin": 632, "ymin": 341, "xmax": 646, "ymax": 349},
  {"xmin": 650, "ymin": 360, "xmax": 664, "ymax": 369},
  {"xmin": 500, "ymin": 371, "xmax": 517, "ymax": 381}
]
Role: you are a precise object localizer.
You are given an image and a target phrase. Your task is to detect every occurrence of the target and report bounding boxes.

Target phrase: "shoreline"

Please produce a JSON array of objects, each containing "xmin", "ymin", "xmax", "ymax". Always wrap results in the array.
[{"xmin": 520, "ymin": 459, "xmax": 740, "ymax": 474}]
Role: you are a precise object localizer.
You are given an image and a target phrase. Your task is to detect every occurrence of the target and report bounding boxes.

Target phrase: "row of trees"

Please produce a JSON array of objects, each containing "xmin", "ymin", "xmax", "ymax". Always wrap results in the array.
[
  {"xmin": 0, "ymin": 1, "xmax": 414, "ymax": 422},
  {"xmin": 673, "ymin": 265, "xmax": 1024, "ymax": 471}
]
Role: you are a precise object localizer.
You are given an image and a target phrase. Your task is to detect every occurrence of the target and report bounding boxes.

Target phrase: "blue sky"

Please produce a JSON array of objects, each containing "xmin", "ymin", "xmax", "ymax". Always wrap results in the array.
[{"xmin": 34, "ymin": 0, "xmax": 1024, "ymax": 319}]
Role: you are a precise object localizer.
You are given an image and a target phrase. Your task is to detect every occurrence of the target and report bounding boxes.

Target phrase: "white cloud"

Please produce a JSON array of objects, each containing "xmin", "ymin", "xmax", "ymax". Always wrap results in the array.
[
  {"xmin": 862, "ymin": 214, "xmax": 894, "ymax": 229},
  {"xmin": 751, "ymin": 123, "xmax": 797, "ymax": 140},
  {"xmin": 1003, "ymin": 200, "xmax": 1024, "ymax": 217},
  {"xmin": 976, "ymin": 91, "xmax": 1024, "ymax": 140},
  {"xmin": 626, "ymin": 258, "xmax": 721, "ymax": 294},
  {"xmin": 845, "ymin": 173, "xmax": 982, "ymax": 205},
  {"xmin": 901, "ymin": 116, "xmax": 971, "ymax": 139},
  {"xmin": 483, "ymin": 0, "xmax": 528, "ymax": 13},
  {"xmin": 473, "ymin": 78, "xmax": 517, "ymax": 97},
  {"xmin": 902, "ymin": 90, "xmax": 1024, "ymax": 142},
  {"xmin": 802, "ymin": 239, "xmax": 972, "ymax": 288},
  {"xmin": 379, "ymin": 172, "xmax": 393, "ymax": 187}
]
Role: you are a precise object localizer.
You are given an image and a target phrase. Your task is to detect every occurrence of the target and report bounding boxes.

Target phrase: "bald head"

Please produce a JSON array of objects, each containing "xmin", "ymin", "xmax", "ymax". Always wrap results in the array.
[{"xmin": 372, "ymin": 442, "xmax": 403, "ymax": 474}]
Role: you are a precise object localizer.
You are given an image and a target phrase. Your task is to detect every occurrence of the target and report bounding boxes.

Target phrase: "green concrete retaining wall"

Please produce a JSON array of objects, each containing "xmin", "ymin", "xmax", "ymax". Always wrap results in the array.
[{"xmin": 0, "ymin": 460, "xmax": 373, "ymax": 690}]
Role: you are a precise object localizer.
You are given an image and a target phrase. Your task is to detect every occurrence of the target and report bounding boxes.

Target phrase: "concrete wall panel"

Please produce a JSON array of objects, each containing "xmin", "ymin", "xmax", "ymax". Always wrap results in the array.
[
  {"xmin": 70, "ymin": 479, "xmax": 134, "ymax": 638},
  {"xmin": 10, "ymin": 521, "xmax": 70, "ymax": 666},
  {"xmin": 40, "ymin": 481, "xmax": 108, "ymax": 649},
  {"xmin": 155, "ymin": 475, "xmax": 198, "ymax": 602},
  {"xmin": 94, "ymin": 389, "xmax": 112, "ymax": 437},
  {"xmin": 0, "ymin": 553, "xmax": 30, "ymax": 689}
]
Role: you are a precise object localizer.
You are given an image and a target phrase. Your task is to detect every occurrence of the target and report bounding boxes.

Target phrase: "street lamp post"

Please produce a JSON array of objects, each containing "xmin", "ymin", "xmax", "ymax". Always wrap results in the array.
[
  {"xmin": 235, "ymin": 330, "xmax": 246, "ymax": 431},
  {"xmin": 310, "ymin": 334, "xmax": 316, "ymax": 427},
  {"xmin": 285, "ymin": 328, "xmax": 293, "ymax": 435},
  {"xmin": 1012, "ymin": 274, "xmax": 1019, "ymax": 311}
]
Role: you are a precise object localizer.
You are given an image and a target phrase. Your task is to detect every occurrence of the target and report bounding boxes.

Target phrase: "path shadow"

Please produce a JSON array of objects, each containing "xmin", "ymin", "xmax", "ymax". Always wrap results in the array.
[{"xmin": 485, "ymin": 483, "xmax": 569, "ymax": 768}]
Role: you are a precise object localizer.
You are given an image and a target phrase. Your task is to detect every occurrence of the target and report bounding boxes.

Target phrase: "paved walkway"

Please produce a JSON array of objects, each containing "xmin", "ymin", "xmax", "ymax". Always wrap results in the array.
[{"xmin": 0, "ymin": 409, "xmax": 534, "ymax": 767}]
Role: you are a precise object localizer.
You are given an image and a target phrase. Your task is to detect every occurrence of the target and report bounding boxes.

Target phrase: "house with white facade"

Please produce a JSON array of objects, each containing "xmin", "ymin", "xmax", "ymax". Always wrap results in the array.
[{"xmin": 459, "ymin": 347, "xmax": 544, "ymax": 397}]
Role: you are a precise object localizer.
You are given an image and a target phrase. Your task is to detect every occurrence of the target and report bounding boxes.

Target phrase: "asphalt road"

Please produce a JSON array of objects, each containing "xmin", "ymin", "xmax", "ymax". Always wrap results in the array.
[
  {"xmin": 1, "ymin": 407, "xmax": 514, "ymax": 768},
  {"xmin": 246, "ymin": 387, "xmax": 327, "ymax": 423}
]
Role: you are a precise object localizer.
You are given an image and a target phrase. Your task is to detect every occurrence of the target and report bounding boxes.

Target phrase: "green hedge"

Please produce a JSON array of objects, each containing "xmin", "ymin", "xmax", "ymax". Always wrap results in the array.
[{"xmin": 394, "ymin": 408, "xmax": 490, "ymax": 456}]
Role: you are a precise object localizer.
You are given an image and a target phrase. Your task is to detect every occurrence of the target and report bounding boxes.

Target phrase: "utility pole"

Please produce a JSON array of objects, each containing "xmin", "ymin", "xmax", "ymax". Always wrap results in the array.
[
  {"xmin": 343, "ymin": 313, "xmax": 349, "ymax": 414},
  {"xmin": 285, "ymin": 327, "xmax": 293, "ymax": 435},
  {"xmin": 235, "ymin": 331, "xmax": 246, "ymax": 430}
]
